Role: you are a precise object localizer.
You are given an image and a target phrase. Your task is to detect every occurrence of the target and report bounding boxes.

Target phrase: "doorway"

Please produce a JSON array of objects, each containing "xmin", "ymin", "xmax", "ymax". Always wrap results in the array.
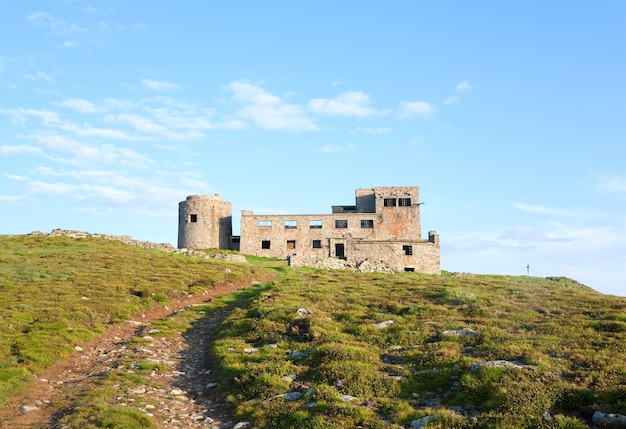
[{"xmin": 335, "ymin": 243, "xmax": 345, "ymax": 258}]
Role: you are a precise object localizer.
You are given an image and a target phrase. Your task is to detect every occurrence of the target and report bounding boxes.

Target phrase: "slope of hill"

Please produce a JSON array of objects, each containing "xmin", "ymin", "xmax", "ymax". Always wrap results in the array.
[
  {"xmin": 1, "ymin": 234, "xmax": 625, "ymax": 428},
  {"xmin": 0, "ymin": 234, "xmax": 269, "ymax": 418}
]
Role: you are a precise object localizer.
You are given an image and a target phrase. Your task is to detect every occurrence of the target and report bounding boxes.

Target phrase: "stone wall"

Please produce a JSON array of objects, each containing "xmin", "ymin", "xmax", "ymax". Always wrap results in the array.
[
  {"xmin": 27, "ymin": 229, "xmax": 247, "ymax": 263},
  {"xmin": 239, "ymin": 211, "xmax": 380, "ymax": 259}
]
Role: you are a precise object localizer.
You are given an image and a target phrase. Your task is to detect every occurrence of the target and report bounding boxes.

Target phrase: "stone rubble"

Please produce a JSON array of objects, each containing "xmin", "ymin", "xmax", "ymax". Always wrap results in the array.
[{"xmin": 27, "ymin": 229, "xmax": 247, "ymax": 263}]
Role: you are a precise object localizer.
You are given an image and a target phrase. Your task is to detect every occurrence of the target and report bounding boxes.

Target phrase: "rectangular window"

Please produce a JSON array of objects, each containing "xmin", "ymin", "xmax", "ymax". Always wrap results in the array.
[
  {"xmin": 360, "ymin": 219, "xmax": 374, "ymax": 228},
  {"xmin": 404, "ymin": 267, "xmax": 415, "ymax": 272},
  {"xmin": 335, "ymin": 219, "xmax": 348, "ymax": 228},
  {"xmin": 259, "ymin": 220, "xmax": 272, "ymax": 227},
  {"xmin": 309, "ymin": 220, "xmax": 323, "ymax": 229},
  {"xmin": 284, "ymin": 220, "xmax": 297, "ymax": 229},
  {"xmin": 190, "ymin": 214, "xmax": 198, "ymax": 222},
  {"xmin": 383, "ymin": 198, "xmax": 396, "ymax": 207},
  {"xmin": 399, "ymin": 198, "xmax": 412, "ymax": 207},
  {"xmin": 312, "ymin": 240, "xmax": 322, "ymax": 248},
  {"xmin": 403, "ymin": 245, "xmax": 413, "ymax": 255},
  {"xmin": 261, "ymin": 240, "xmax": 271, "ymax": 249},
  {"xmin": 287, "ymin": 240, "xmax": 296, "ymax": 249}
]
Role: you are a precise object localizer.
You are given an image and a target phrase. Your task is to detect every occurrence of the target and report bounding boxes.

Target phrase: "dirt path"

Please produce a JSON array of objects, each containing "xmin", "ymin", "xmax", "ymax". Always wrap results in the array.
[{"xmin": 0, "ymin": 277, "xmax": 273, "ymax": 428}]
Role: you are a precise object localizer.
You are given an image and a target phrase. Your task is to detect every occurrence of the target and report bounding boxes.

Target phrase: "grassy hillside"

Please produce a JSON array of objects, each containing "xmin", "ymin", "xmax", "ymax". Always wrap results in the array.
[
  {"xmin": 0, "ymin": 234, "xmax": 268, "ymax": 408},
  {"xmin": 1, "ymin": 234, "xmax": 625, "ymax": 428}
]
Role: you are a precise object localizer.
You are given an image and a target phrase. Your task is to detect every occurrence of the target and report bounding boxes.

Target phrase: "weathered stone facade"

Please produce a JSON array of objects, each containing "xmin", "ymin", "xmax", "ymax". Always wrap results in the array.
[
  {"xmin": 178, "ymin": 187, "xmax": 440, "ymax": 274},
  {"xmin": 178, "ymin": 195, "xmax": 232, "ymax": 250}
]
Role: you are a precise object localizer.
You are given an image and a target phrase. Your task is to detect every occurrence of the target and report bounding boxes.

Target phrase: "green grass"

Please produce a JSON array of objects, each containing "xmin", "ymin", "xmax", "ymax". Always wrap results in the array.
[
  {"xmin": 1, "ymin": 235, "xmax": 625, "ymax": 428},
  {"xmin": 0, "ymin": 234, "xmax": 268, "ymax": 409},
  {"xmin": 208, "ymin": 269, "xmax": 626, "ymax": 428}
]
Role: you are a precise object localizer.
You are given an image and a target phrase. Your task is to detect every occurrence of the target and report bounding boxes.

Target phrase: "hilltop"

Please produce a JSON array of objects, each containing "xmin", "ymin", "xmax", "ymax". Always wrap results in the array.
[{"xmin": 0, "ymin": 233, "xmax": 625, "ymax": 428}]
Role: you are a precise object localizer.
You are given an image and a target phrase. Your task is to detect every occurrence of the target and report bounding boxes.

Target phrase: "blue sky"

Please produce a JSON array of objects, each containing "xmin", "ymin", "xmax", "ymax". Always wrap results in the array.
[{"xmin": 1, "ymin": 1, "xmax": 625, "ymax": 296}]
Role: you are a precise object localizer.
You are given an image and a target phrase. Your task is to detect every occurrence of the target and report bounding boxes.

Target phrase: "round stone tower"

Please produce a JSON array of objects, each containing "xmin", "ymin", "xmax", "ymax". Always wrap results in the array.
[{"xmin": 178, "ymin": 194, "xmax": 232, "ymax": 249}]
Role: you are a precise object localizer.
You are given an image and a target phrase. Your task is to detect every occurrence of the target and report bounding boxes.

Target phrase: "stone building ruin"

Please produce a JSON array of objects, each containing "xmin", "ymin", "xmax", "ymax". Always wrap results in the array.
[{"xmin": 178, "ymin": 186, "xmax": 440, "ymax": 274}]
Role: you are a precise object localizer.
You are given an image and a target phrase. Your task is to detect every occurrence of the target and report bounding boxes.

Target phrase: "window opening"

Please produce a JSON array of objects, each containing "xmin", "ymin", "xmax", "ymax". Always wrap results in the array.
[
  {"xmin": 309, "ymin": 220, "xmax": 323, "ymax": 229},
  {"xmin": 259, "ymin": 220, "xmax": 272, "ymax": 227},
  {"xmin": 403, "ymin": 245, "xmax": 413, "ymax": 255},
  {"xmin": 361, "ymin": 219, "xmax": 374, "ymax": 228},
  {"xmin": 261, "ymin": 240, "xmax": 271, "ymax": 249},
  {"xmin": 287, "ymin": 240, "xmax": 296, "ymax": 249},
  {"xmin": 285, "ymin": 220, "xmax": 297, "ymax": 229},
  {"xmin": 383, "ymin": 198, "xmax": 397, "ymax": 207},
  {"xmin": 312, "ymin": 240, "xmax": 322, "ymax": 248},
  {"xmin": 335, "ymin": 219, "xmax": 348, "ymax": 228},
  {"xmin": 404, "ymin": 267, "xmax": 415, "ymax": 272},
  {"xmin": 190, "ymin": 214, "xmax": 198, "ymax": 223},
  {"xmin": 399, "ymin": 198, "xmax": 412, "ymax": 207}
]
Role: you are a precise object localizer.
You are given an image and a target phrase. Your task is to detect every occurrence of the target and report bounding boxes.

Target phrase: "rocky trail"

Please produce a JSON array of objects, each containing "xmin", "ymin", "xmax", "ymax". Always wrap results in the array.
[{"xmin": 0, "ymin": 279, "xmax": 269, "ymax": 429}]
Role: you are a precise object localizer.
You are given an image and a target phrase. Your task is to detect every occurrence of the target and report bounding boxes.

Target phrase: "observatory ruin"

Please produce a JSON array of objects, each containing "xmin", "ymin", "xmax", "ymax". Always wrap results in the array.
[{"xmin": 178, "ymin": 186, "xmax": 440, "ymax": 274}]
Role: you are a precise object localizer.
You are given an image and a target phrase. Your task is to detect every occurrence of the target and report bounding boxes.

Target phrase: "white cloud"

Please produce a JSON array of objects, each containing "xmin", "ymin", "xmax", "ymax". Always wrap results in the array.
[
  {"xmin": 359, "ymin": 127, "xmax": 394, "ymax": 135},
  {"xmin": 225, "ymin": 81, "xmax": 317, "ymax": 131},
  {"xmin": 446, "ymin": 222, "xmax": 624, "ymax": 257},
  {"xmin": 23, "ymin": 72, "xmax": 56, "ymax": 84},
  {"xmin": 226, "ymin": 81, "xmax": 281, "ymax": 105},
  {"xmin": 397, "ymin": 101, "xmax": 437, "ymax": 119},
  {"xmin": 0, "ymin": 195, "xmax": 23, "ymax": 203},
  {"xmin": 1, "ymin": 145, "xmax": 42, "ymax": 155},
  {"xmin": 319, "ymin": 143, "xmax": 354, "ymax": 153},
  {"xmin": 142, "ymin": 79, "xmax": 180, "ymax": 91},
  {"xmin": 109, "ymin": 113, "xmax": 166, "ymax": 134},
  {"xmin": 514, "ymin": 203, "xmax": 580, "ymax": 217},
  {"xmin": 238, "ymin": 103, "xmax": 317, "ymax": 131},
  {"xmin": 5, "ymin": 174, "xmax": 29, "ymax": 181},
  {"xmin": 598, "ymin": 176, "xmax": 626, "ymax": 195},
  {"xmin": 0, "ymin": 108, "xmax": 61, "ymax": 125},
  {"xmin": 456, "ymin": 80, "xmax": 473, "ymax": 92},
  {"xmin": 61, "ymin": 122, "xmax": 135, "ymax": 140},
  {"xmin": 27, "ymin": 12, "xmax": 87, "ymax": 36},
  {"xmin": 443, "ymin": 96, "xmax": 460, "ymax": 105},
  {"xmin": 28, "ymin": 180, "xmax": 78, "ymax": 196},
  {"xmin": 75, "ymin": 185, "xmax": 137, "ymax": 204},
  {"xmin": 309, "ymin": 91, "xmax": 375, "ymax": 117},
  {"xmin": 58, "ymin": 98, "xmax": 98, "ymax": 113}
]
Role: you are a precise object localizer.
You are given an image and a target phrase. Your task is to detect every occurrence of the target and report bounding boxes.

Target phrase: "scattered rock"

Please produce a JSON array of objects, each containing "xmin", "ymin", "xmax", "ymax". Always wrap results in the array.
[
  {"xmin": 296, "ymin": 308, "xmax": 312, "ymax": 318},
  {"xmin": 288, "ymin": 350, "xmax": 309, "ymax": 359},
  {"xmin": 442, "ymin": 328, "xmax": 479, "ymax": 337},
  {"xmin": 373, "ymin": 320, "xmax": 395, "ymax": 329},
  {"xmin": 384, "ymin": 375, "xmax": 407, "ymax": 381},
  {"xmin": 283, "ymin": 392, "xmax": 303, "ymax": 401},
  {"xmin": 592, "ymin": 411, "xmax": 626, "ymax": 427},
  {"xmin": 19, "ymin": 405, "xmax": 39, "ymax": 414},
  {"xmin": 470, "ymin": 360, "xmax": 537, "ymax": 371},
  {"xmin": 411, "ymin": 415, "xmax": 437, "ymax": 428}
]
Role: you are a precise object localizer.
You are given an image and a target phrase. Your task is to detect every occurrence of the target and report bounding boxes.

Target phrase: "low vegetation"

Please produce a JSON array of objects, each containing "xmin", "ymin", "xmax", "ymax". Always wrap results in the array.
[
  {"xmin": 1, "ymin": 234, "xmax": 625, "ymax": 428},
  {"xmin": 0, "ymin": 234, "xmax": 267, "ymax": 409},
  {"xmin": 210, "ymin": 270, "xmax": 626, "ymax": 428}
]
